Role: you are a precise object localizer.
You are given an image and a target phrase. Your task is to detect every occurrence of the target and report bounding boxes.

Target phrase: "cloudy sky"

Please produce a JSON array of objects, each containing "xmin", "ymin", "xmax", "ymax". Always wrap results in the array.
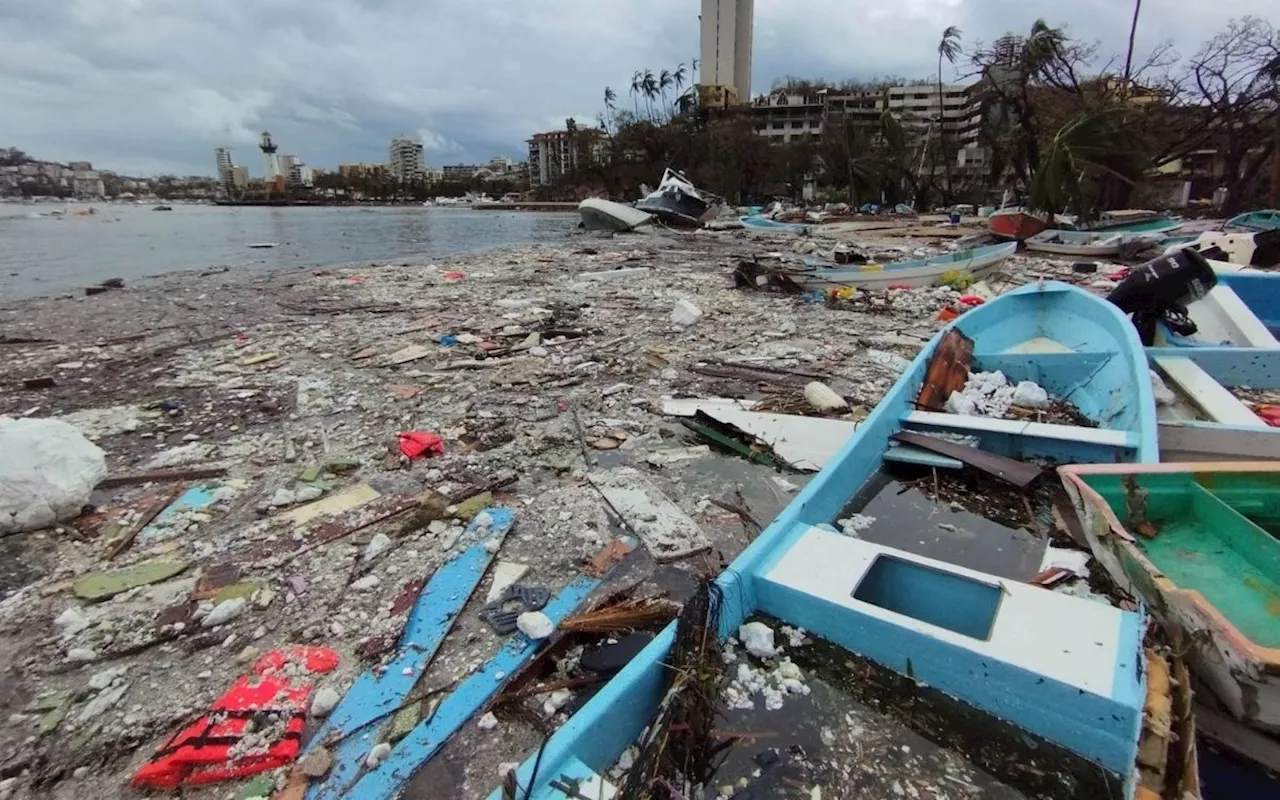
[{"xmin": 0, "ymin": 0, "xmax": 1272, "ymax": 177}]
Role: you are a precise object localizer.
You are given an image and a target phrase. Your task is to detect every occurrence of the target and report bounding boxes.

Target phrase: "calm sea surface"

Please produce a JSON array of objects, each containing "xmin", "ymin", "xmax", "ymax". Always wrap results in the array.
[{"xmin": 0, "ymin": 204, "xmax": 578, "ymax": 299}]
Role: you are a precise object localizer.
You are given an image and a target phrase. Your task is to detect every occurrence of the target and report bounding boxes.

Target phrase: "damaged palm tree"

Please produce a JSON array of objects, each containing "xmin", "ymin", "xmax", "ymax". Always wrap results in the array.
[{"xmin": 620, "ymin": 578, "xmax": 728, "ymax": 799}]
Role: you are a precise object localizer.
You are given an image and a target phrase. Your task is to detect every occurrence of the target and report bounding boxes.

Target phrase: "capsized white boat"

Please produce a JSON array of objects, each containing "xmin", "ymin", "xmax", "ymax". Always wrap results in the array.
[{"xmin": 577, "ymin": 198, "xmax": 653, "ymax": 232}]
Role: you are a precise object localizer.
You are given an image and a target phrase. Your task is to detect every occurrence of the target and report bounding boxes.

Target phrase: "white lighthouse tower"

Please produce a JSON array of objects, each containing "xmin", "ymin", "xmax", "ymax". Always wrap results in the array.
[{"xmin": 259, "ymin": 131, "xmax": 281, "ymax": 181}]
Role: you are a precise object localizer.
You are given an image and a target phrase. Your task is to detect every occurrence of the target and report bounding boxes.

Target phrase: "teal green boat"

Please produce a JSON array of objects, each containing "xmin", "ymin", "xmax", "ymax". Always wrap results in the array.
[
  {"xmin": 1076, "ymin": 214, "xmax": 1184, "ymax": 235},
  {"xmin": 1226, "ymin": 209, "xmax": 1280, "ymax": 233},
  {"xmin": 1060, "ymin": 462, "xmax": 1280, "ymax": 733}
]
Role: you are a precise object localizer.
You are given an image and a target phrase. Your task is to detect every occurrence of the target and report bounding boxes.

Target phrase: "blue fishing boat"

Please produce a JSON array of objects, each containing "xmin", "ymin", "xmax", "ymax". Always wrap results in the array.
[
  {"xmin": 1158, "ymin": 271, "xmax": 1280, "ymax": 348},
  {"xmin": 1074, "ymin": 213, "xmax": 1184, "ymax": 235},
  {"xmin": 786, "ymin": 241, "xmax": 1017, "ymax": 290},
  {"xmin": 493, "ymin": 283, "xmax": 1180, "ymax": 800},
  {"xmin": 1226, "ymin": 209, "xmax": 1280, "ymax": 233},
  {"xmin": 738, "ymin": 215, "xmax": 812, "ymax": 234}
]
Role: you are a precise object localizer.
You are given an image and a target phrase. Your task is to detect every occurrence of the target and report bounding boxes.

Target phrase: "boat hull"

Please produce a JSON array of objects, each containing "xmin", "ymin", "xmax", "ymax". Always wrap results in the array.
[
  {"xmin": 577, "ymin": 198, "xmax": 652, "ymax": 232},
  {"xmin": 1060, "ymin": 462, "xmax": 1280, "ymax": 733},
  {"xmin": 739, "ymin": 215, "xmax": 812, "ymax": 234},
  {"xmin": 789, "ymin": 242, "xmax": 1017, "ymax": 290},
  {"xmin": 490, "ymin": 283, "xmax": 1165, "ymax": 799},
  {"xmin": 988, "ymin": 210, "xmax": 1048, "ymax": 241},
  {"xmin": 635, "ymin": 192, "xmax": 713, "ymax": 227},
  {"xmin": 1027, "ymin": 232, "xmax": 1124, "ymax": 257}
]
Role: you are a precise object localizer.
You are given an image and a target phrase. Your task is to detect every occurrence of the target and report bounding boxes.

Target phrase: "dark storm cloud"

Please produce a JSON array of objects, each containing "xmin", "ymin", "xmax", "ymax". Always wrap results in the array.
[{"xmin": 0, "ymin": 0, "xmax": 1271, "ymax": 176}]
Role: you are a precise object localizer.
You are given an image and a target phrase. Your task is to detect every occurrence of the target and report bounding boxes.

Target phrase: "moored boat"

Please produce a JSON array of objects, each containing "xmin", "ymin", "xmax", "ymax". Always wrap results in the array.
[
  {"xmin": 492, "ymin": 282, "xmax": 1180, "ymax": 799},
  {"xmin": 634, "ymin": 168, "xmax": 720, "ymax": 228},
  {"xmin": 988, "ymin": 208, "xmax": 1048, "ymax": 241},
  {"xmin": 1060, "ymin": 462, "xmax": 1280, "ymax": 733},
  {"xmin": 577, "ymin": 197, "xmax": 653, "ymax": 232},
  {"xmin": 784, "ymin": 241, "xmax": 1017, "ymax": 290}
]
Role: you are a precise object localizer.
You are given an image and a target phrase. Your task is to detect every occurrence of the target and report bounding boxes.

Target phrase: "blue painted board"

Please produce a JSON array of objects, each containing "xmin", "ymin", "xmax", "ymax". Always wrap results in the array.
[
  {"xmin": 139, "ymin": 485, "xmax": 219, "ymax": 539},
  {"xmin": 350, "ymin": 575, "xmax": 600, "ymax": 800},
  {"xmin": 305, "ymin": 509, "xmax": 515, "ymax": 800},
  {"xmin": 1145, "ymin": 347, "xmax": 1280, "ymax": 389}
]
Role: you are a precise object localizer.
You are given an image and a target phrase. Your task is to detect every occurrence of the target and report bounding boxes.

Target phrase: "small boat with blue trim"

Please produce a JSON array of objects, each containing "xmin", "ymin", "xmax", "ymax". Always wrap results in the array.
[
  {"xmin": 785, "ymin": 241, "xmax": 1017, "ymax": 290},
  {"xmin": 491, "ymin": 282, "xmax": 1192, "ymax": 800},
  {"xmin": 1226, "ymin": 209, "xmax": 1280, "ymax": 233},
  {"xmin": 1060, "ymin": 461, "xmax": 1280, "ymax": 733}
]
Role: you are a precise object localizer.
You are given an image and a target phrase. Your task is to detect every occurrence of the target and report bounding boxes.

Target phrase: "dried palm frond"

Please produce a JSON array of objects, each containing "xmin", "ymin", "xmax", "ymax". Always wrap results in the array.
[{"xmin": 559, "ymin": 597, "xmax": 681, "ymax": 634}]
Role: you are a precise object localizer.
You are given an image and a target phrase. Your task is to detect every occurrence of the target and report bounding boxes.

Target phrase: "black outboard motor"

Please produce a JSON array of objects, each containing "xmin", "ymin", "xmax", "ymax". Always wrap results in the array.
[{"xmin": 1105, "ymin": 247, "xmax": 1218, "ymax": 345}]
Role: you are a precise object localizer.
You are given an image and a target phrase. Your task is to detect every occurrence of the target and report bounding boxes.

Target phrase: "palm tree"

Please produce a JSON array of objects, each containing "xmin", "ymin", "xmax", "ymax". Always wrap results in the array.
[
  {"xmin": 1029, "ymin": 107, "xmax": 1138, "ymax": 219},
  {"xmin": 603, "ymin": 86, "xmax": 617, "ymax": 130},
  {"xmin": 629, "ymin": 71, "xmax": 643, "ymax": 116},
  {"xmin": 673, "ymin": 63, "xmax": 688, "ymax": 96},
  {"xmin": 1123, "ymin": 0, "xmax": 1142, "ymax": 90},
  {"xmin": 642, "ymin": 69, "xmax": 658, "ymax": 121},
  {"xmin": 659, "ymin": 69, "xmax": 674, "ymax": 119},
  {"xmin": 936, "ymin": 26, "xmax": 962, "ymax": 201}
]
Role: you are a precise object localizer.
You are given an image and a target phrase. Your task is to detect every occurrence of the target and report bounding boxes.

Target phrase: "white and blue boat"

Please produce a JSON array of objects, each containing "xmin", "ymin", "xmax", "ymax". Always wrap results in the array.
[
  {"xmin": 493, "ymin": 283, "xmax": 1181, "ymax": 800},
  {"xmin": 1157, "ymin": 271, "xmax": 1280, "ymax": 349},
  {"xmin": 739, "ymin": 215, "xmax": 812, "ymax": 235},
  {"xmin": 786, "ymin": 241, "xmax": 1017, "ymax": 290}
]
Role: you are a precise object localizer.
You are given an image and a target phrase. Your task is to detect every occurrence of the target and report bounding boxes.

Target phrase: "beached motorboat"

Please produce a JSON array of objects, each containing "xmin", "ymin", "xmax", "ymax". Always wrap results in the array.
[
  {"xmin": 634, "ymin": 168, "xmax": 719, "ymax": 228},
  {"xmin": 987, "ymin": 208, "xmax": 1048, "ymax": 241},
  {"xmin": 739, "ymin": 215, "xmax": 812, "ymax": 234},
  {"xmin": 1226, "ymin": 209, "xmax": 1280, "ymax": 233},
  {"xmin": 785, "ymin": 241, "xmax": 1017, "ymax": 290},
  {"xmin": 1171, "ymin": 230, "xmax": 1280, "ymax": 269},
  {"xmin": 1027, "ymin": 229, "xmax": 1126, "ymax": 256},
  {"xmin": 492, "ymin": 282, "xmax": 1184, "ymax": 800},
  {"xmin": 1154, "ymin": 272, "xmax": 1280, "ymax": 349},
  {"xmin": 577, "ymin": 198, "xmax": 653, "ymax": 232},
  {"xmin": 1076, "ymin": 213, "xmax": 1184, "ymax": 236},
  {"xmin": 1060, "ymin": 462, "xmax": 1280, "ymax": 734}
]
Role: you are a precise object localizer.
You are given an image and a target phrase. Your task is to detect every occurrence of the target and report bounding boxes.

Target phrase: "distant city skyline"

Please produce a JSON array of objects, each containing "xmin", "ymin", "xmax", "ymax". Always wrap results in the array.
[{"xmin": 3, "ymin": 1, "xmax": 1272, "ymax": 177}]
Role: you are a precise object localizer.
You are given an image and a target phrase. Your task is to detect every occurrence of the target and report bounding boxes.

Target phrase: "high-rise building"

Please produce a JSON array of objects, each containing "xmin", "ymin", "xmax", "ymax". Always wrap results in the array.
[
  {"xmin": 526, "ymin": 128, "xmax": 606, "ymax": 186},
  {"xmin": 278, "ymin": 154, "xmax": 299, "ymax": 185},
  {"xmin": 214, "ymin": 148, "xmax": 234, "ymax": 189},
  {"xmin": 231, "ymin": 166, "xmax": 250, "ymax": 189},
  {"xmin": 389, "ymin": 135, "xmax": 425, "ymax": 182},
  {"xmin": 699, "ymin": 0, "xmax": 754, "ymax": 104}
]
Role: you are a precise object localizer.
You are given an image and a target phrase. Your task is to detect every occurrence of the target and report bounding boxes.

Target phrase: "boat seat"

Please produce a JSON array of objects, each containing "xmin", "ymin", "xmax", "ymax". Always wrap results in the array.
[
  {"xmin": 753, "ymin": 524, "xmax": 1145, "ymax": 775},
  {"xmin": 1152, "ymin": 356, "xmax": 1267, "ymax": 427},
  {"xmin": 904, "ymin": 410, "xmax": 1136, "ymax": 448}
]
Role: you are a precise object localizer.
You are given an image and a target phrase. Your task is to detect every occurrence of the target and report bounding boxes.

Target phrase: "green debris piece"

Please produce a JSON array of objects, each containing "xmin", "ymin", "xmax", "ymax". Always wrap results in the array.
[
  {"xmin": 299, "ymin": 466, "xmax": 322, "ymax": 483},
  {"xmin": 36, "ymin": 692, "xmax": 74, "ymax": 735},
  {"xmin": 214, "ymin": 582, "xmax": 259, "ymax": 603},
  {"xmin": 240, "ymin": 773, "xmax": 275, "ymax": 799},
  {"xmin": 453, "ymin": 492, "xmax": 493, "ymax": 522},
  {"xmin": 73, "ymin": 560, "xmax": 191, "ymax": 602},
  {"xmin": 325, "ymin": 457, "xmax": 360, "ymax": 474},
  {"xmin": 417, "ymin": 489, "xmax": 452, "ymax": 520},
  {"xmin": 69, "ymin": 720, "xmax": 101, "ymax": 751},
  {"xmin": 388, "ymin": 702, "xmax": 422, "ymax": 742}
]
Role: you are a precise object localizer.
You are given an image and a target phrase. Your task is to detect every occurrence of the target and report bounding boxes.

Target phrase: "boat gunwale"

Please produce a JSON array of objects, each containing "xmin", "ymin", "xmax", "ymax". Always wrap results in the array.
[{"xmin": 1059, "ymin": 462, "xmax": 1280, "ymax": 668}]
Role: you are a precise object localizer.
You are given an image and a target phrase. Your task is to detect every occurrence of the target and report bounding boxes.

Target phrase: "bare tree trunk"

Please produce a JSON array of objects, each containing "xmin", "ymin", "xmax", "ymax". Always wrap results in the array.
[{"xmin": 1123, "ymin": 0, "xmax": 1142, "ymax": 88}]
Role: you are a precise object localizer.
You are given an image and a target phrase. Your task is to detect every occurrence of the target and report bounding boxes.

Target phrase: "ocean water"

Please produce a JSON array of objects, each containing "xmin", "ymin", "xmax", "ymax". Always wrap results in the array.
[{"xmin": 0, "ymin": 204, "xmax": 578, "ymax": 299}]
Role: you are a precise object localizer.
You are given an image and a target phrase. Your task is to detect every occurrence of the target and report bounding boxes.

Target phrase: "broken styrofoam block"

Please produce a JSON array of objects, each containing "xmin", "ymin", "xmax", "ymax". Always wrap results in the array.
[
  {"xmin": 1150, "ymin": 369, "xmax": 1176, "ymax": 406},
  {"xmin": 1011, "ymin": 380, "xmax": 1049, "ymax": 409},
  {"xmin": 516, "ymin": 611, "xmax": 554, "ymax": 640},
  {"xmin": 671, "ymin": 299, "xmax": 704, "ymax": 327},
  {"xmin": 738, "ymin": 621, "xmax": 777, "ymax": 659},
  {"xmin": 803, "ymin": 381, "xmax": 847, "ymax": 412},
  {"xmin": 310, "ymin": 686, "xmax": 341, "ymax": 718}
]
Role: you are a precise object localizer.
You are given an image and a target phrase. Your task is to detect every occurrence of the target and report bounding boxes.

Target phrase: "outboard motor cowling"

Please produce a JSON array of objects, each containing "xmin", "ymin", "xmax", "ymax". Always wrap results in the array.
[{"xmin": 1105, "ymin": 248, "xmax": 1218, "ymax": 345}]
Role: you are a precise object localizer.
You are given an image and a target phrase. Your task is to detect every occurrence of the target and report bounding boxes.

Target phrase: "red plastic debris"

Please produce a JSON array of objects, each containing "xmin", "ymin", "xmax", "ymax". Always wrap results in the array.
[
  {"xmin": 935, "ymin": 306, "xmax": 962, "ymax": 322},
  {"xmin": 397, "ymin": 430, "xmax": 445, "ymax": 460},
  {"xmin": 957, "ymin": 295, "xmax": 986, "ymax": 307},
  {"xmin": 131, "ymin": 647, "xmax": 339, "ymax": 790},
  {"xmin": 443, "ymin": 271, "xmax": 465, "ymax": 281},
  {"xmin": 348, "ymin": 275, "xmax": 365, "ymax": 283},
  {"xmin": 1107, "ymin": 267, "xmax": 1131, "ymax": 281},
  {"xmin": 1258, "ymin": 405, "xmax": 1280, "ymax": 427}
]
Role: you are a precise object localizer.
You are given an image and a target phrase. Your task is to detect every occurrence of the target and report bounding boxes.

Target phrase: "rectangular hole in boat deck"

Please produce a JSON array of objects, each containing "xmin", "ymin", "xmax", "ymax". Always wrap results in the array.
[{"xmin": 852, "ymin": 555, "xmax": 1000, "ymax": 640}]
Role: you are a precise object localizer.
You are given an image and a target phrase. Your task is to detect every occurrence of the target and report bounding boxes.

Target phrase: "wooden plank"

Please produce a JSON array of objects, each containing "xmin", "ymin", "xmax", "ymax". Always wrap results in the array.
[
  {"xmin": 893, "ymin": 431, "xmax": 1043, "ymax": 488},
  {"xmin": 305, "ymin": 509, "xmax": 515, "ymax": 800},
  {"xmin": 915, "ymin": 329, "xmax": 973, "ymax": 412},
  {"xmin": 282, "ymin": 483, "xmax": 381, "ymax": 526},
  {"xmin": 588, "ymin": 468, "xmax": 711, "ymax": 561},
  {"xmin": 1153, "ymin": 356, "xmax": 1266, "ymax": 427},
  {"xmin": 905, "ymin": 410, "xmax": 1132, "ymax": 447}
]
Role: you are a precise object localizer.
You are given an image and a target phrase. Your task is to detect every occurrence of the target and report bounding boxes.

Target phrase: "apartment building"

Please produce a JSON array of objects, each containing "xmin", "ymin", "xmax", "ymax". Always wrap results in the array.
[
  {"xmin": 526, "ymin": 128, "xmax": 606, "ymax": 186},
  {"xmin": 389, "ymin": 135, "xmax": 425, "ymax": 182},
  {"xmin": 699, "ymin": 0, "xmax": 754, "ymax": 104}
]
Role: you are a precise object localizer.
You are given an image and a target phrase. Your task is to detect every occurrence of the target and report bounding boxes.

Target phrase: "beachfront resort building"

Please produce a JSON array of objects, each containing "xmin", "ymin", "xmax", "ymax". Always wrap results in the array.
[{"xmin": 526, "ymin": 128, "xmax": 606, "ymax": 187}]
